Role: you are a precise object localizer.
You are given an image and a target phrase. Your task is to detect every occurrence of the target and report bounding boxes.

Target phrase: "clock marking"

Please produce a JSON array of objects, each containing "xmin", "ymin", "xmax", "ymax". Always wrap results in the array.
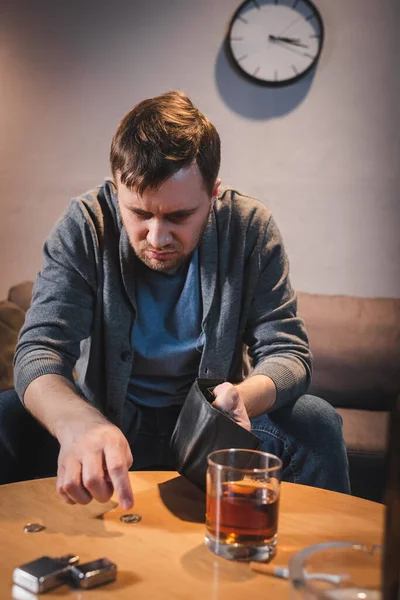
[
  {"xmin": 238, "ymin": 15, "xmax": 248, "ymax": 23},
  {"xmin": 253, "ymin": 66, "xmax": 260, "ymax": 76},
  {"xmin": 274, "ymin": 70, "xmax": 278, "ymax": 81},
  {"xmin": 304, "ymin": 52, "xmax": 315, "ymax": 59},
  {"xmin": 309, "ymin": 33, "xmax": 320, "ymax": 38},
  {"xmin": 252, "ymin": 0, "xmax": 260, "ymax": 9},
  {"xmin": 291, "ymin": 64, "xmax": 298, "ymax": 74},
  {"xmin": 292, "ymin": 0, "xmax": 300, "ymax": 7},
  {"xmin": 306, "ymin": 14, "xmax": 315, "ymax": 21},
  {"xmin": 230, "ymin": 36, "xmax": 244, "ymax": 41},
  {"xmin": 237, "ymin": 54, "xmax": 248, "ymax": 62}
]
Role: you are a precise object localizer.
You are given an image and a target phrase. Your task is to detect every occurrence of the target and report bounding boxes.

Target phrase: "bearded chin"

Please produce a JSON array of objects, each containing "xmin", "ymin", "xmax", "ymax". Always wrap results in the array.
[
  {"xmin": 126, "ymin": 204, "xmax": 213, "ymax": 274},
  {"xmin": 136, "ymin": 249, "xmax": 186, "ymax": 274}
]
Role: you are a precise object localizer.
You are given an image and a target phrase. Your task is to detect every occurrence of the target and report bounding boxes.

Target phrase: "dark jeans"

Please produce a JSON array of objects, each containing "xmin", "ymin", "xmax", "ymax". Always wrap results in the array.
[{"xmin": 0, "ymin": 389, "xmax": 350, "ymax": 493}]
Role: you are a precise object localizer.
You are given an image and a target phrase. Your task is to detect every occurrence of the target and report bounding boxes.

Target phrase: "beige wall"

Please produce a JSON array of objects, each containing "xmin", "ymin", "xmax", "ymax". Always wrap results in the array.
[{"xmin": 1, "ymin": 0, "xmax": 399, "ymax": 299}]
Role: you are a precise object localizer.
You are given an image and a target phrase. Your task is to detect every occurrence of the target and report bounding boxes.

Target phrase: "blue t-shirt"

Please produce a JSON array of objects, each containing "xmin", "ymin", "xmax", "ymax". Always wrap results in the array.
[{"xmin": 126, "ymin": 250, "xmax": 204, "ymax": 407}]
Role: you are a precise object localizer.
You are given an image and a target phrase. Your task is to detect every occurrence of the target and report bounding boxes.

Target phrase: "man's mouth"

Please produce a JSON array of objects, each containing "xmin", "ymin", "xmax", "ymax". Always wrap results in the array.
[{"xmin": 146, "ymin": 250, "xmax": 177, "ymax": 260}]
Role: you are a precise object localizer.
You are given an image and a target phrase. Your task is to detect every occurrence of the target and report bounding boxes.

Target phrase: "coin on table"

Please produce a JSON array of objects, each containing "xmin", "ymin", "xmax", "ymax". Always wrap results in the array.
[
  {"xmin": 120, "ymin": 513, "xmax": 142, "ymax": 524},
  {"xmin": 24, "ymin": 523, "xmax": 45, "ymax": 533}
]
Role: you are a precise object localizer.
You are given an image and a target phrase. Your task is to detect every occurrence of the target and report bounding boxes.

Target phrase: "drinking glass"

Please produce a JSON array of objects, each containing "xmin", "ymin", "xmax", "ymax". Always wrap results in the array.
[{"xmin": 205, "ymin": 449, "xmax": 282, "ymax": 561}]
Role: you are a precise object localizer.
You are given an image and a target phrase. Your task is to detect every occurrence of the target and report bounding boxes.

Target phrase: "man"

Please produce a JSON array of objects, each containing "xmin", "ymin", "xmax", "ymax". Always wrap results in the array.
[{"xmin": 0, "ymin": 91, "xmax": 350, "ymax": 507}]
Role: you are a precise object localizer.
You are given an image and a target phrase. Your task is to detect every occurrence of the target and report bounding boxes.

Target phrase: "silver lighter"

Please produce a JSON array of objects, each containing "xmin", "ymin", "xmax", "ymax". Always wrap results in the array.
[
  {"xmin": 69, "ymin": 557, "xmax": 117, "ymax": 588},
  {"xmin": 12, "ymin": 554, "xmax": 79, "ymax": 594}
]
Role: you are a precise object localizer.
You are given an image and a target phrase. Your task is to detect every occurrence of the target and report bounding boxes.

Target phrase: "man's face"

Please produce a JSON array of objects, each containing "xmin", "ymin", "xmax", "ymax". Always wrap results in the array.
[{"xmin": 117, "ymin": 164, "xmax": 221, "ymax": 274}]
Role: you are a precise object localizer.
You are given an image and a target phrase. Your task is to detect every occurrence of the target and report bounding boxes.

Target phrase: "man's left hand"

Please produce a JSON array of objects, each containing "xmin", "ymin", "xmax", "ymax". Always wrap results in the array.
[{"xmin": 212, "ymin": 382, "xmax": 251, "ymax": 432}]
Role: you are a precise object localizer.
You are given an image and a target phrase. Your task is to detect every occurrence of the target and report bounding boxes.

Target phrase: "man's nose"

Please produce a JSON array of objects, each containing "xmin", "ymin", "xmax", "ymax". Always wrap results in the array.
[{"xmin": 146, "ymin": 220, "xmax": 172, "ymax": 249}]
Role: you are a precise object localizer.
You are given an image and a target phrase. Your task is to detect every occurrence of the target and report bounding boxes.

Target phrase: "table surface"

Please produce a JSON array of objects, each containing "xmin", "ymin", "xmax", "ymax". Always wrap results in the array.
[{"xmin": 0, "ymin": 472, "xmax": 384, "ymax": 599}]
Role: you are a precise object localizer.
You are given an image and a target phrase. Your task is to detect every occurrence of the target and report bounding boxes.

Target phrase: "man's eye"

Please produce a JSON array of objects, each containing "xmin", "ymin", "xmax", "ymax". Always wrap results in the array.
[
  {"xmin": 168, "ymin": 214, "xmax": 188, "ymax": 223},
  {"xmin": 133, "ymin": 211, "xmax": 151, "ymax": 220}
]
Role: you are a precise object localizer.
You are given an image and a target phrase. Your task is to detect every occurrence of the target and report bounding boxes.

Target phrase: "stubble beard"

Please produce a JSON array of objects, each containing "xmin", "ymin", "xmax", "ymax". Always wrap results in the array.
[
  {"xmin": 129, "ymin": 207, "xmax": 212, "ymax": 274},
  {"xmin": 136, "ymin": 243, "xmax": 185, "ymax": 274}
]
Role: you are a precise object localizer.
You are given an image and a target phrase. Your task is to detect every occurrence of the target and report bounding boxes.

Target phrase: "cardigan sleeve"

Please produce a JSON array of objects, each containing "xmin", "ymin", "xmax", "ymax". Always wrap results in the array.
[
  {"xmin": 243, "ymin": 214, "xmax": 313, "ymax": 411},
  {"xmin": 13, "ymin": 200, "xmax": 98, "ymax": 403}
]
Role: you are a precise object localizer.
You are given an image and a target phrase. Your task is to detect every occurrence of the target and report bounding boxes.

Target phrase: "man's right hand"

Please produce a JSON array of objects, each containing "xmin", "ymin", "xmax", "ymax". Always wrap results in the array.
[
  {"xmin": 56, "ymin": 416, "xmax": 134, "ymax": 509},
  {"xmin": 23, "ymin": 374, "xmax": 134, "ymax": 510}
]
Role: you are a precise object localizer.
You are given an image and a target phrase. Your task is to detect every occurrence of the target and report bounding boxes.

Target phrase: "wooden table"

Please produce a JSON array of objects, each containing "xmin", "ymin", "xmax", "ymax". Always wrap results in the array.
[{"xmin": 0, "ymin": 472, "xmax": 384, "ymax": 599}]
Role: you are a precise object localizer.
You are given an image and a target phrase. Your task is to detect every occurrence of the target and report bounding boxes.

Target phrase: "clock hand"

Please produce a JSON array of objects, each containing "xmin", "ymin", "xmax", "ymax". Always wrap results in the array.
[
  {"xmin": 269, "ymin": 35, "xmax": 308, "ymax": 48},
  {"xmin": 275, "ymin": 15, "xmax": 303, "ymax": 37},
  {"xmin": 270, "ymin": 35, "xmax": 300, "ymax": 42},
  {"xmin": 269, "ymin": 40, "xmax": 307, "ymax": 57},
  {"xmin": 281, "ymin": 39, "xmax": 308, "ymax": 48}
]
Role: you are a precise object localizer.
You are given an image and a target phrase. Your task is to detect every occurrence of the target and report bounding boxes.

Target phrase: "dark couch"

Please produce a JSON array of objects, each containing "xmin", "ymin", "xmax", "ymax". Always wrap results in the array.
[
  {"xmin": 297, "ymin": 292, "xmax": 400, "ymax": 502},
  {"xmin": 1, "ymin": 282, "xmax": 399, "ymax": 502}
]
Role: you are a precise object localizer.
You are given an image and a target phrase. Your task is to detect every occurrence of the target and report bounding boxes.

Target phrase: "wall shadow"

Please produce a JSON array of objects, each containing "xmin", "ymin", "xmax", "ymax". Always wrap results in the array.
[{"xmin": 214, "ymin": 40, "xmax": 316, "ymax": 120}]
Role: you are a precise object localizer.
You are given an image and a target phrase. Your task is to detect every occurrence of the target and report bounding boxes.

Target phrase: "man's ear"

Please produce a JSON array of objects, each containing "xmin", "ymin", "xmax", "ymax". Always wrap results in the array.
[{"xmin": 211, "ymin": 178, "xmax": 222, "ymax": 202}]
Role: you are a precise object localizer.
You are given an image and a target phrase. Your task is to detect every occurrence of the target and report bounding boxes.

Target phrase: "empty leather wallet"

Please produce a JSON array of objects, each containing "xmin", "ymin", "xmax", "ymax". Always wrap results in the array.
[{"xmin": 170, "ymin": 378, "xmax": 261, "ymax": 491}]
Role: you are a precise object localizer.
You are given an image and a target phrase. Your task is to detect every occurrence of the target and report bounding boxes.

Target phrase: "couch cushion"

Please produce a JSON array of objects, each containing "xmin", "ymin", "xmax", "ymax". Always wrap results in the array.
[
  {"xmin": 297, "ymin": 292, "xmax": 400, "ymax": 410},
  {"xmin": 336, "ymin": 408, "xmax": 389, "ymax": 454},
  {"xmin": 8, "ymin": 281, "xmax": 33, "ymax": 313},
  {"xmin": 0, "ymin": 300, "xmax": 26, "ymax": 392}
]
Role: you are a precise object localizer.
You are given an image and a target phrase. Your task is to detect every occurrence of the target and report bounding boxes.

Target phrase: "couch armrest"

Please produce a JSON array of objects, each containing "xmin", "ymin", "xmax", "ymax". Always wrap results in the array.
[
  {"xmin": 0, "ymin": 300, "xmax": 26, "ymax": 392},
  {"xmin": 7, "ymin": 281, "xmax": 34, "ymax": 312}
]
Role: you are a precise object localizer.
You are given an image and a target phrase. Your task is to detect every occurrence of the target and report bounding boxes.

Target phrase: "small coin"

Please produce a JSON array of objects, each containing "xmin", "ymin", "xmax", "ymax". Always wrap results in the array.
[
  {"xmin": 24, "ymin": 523, "xmax": 45, "ymax": 533},
  {"xmin": 120, "ymin": 513, "xmax": 142, "ymax": 524}
]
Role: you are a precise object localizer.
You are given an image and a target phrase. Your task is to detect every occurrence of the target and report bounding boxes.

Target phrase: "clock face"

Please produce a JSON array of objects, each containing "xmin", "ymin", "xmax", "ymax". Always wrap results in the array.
[{"xmin": 227, "ymin": 0, "xmax": 324, "ymax": 86}]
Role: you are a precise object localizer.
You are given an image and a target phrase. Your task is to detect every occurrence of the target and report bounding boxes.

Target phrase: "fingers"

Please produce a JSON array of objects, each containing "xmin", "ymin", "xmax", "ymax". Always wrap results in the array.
[
  {"xmin": 104, "ymin": 444, "xmax": 134, "ymax": 510},
  {"xmin": 57, "ymin": 461, "xmax": 76, "ymax": 504},
  {"xmin": 81, "ymin": 452, "xmax": 114, "ymax": 503},
  {"xmin": 56, "ymin": 469, "xmax": 76, "ymax": 505},
  {"xmin": 212, "ymin": 382, "xmax": 251, "ymax": 432},
  {"xmin": 56, "ymin": 423, "xmax": 134, "ymax": 508},
  {"xmin": 57, "ymin": 456, "xmax": 92, "ymax": 505},
  {"xmin": 126, "ymin": 447, "xmax": 134, "ymax": 470},
  {"xmin": 212, "ymin": 382, "xmax": 238, "ymax": 412}
]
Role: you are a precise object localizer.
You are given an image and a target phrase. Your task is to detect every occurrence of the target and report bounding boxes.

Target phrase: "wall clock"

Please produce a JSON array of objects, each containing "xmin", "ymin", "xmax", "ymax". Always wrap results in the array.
[{"xmin": 226, "ymin": 0, "xmax": 324, "ymax": 87}]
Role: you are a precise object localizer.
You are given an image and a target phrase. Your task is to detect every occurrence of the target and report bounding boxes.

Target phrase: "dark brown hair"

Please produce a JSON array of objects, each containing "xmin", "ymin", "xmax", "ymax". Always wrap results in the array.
[{"xmin": 110, "ymin": 90, "xmax": 221, "ymax": 197}]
